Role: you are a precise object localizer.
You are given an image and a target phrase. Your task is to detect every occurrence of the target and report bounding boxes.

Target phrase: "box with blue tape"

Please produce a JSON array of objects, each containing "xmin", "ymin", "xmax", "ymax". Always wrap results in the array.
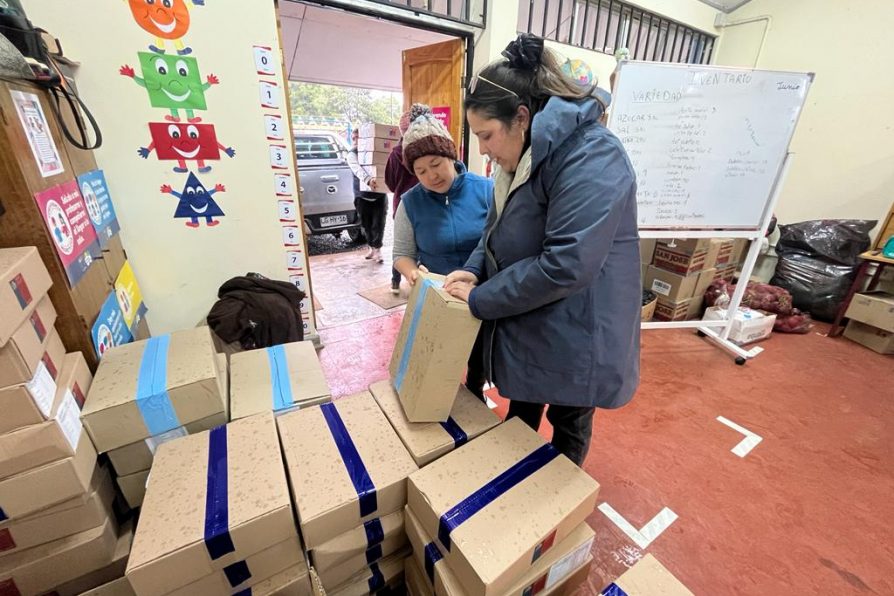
[
  {"xmin": 407, "ymin": 418, "xmax": 600, "ymax": 596},
  {"xmin": 277, "ymin": 392, "xmax": 419, "ymax": 548},
  {"xmin": 316, "ymin": 525, "xmax": 408, "ymax": 591},
  {"xmin": 230, "ymin": 340, "xmax": 331, "ymax": 421},
  {"xmin": 327, "ymin": 552, "xmax": 408, "ymax": 596},
  {"xmin": 0, "ymin": 247, "xmax": 53, "ymax": 348},
  {"xmin": 599, "ymin": 554, "xmax": 693, "ymax": 596},
  {"xmin": 310, "ymin": 510, "xmax": 405, "ymax": 574},
  {"xmin": 370, "ymin": 380, "xmax": 501, "ymax": 468},
  {"xmin": 389, "ymin": 272, "xmax": 482, "ymax": 423},
  {"xmin": 80, "ymin": 327, "xmax": 226, "ymax": 454},
  {"xmin": 125, "ymin": 413, "xmax": 298, "ymax": 596}
]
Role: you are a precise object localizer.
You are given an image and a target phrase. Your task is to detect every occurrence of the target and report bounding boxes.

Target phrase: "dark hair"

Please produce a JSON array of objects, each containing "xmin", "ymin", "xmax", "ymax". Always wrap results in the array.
[{"xmin": 465, "ymin": 34, "xmax": 593, "ymax": 128}]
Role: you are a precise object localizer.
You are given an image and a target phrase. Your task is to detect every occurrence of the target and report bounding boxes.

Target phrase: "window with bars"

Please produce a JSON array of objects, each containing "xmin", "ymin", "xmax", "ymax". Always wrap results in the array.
[{"xmin": 517, "ymin": 0, "xmax": 715, "ymax": 64}]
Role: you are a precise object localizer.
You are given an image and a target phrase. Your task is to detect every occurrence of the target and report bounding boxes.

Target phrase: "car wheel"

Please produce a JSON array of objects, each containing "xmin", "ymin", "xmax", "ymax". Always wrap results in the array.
[{"xmin": 347, "ymin": 228, "xmax": 364, "ymax": 243}]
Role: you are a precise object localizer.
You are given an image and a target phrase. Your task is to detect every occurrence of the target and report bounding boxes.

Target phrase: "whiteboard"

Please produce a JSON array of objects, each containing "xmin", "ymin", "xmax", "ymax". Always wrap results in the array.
[{"xmin": 608, "ymin": 62, "xmax": 812, "ymax": 230}]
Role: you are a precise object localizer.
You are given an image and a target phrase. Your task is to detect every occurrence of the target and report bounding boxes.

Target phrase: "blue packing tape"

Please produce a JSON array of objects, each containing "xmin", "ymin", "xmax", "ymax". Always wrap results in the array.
[
  {"xmin": 601, "ymin": 583, "xmax": 628, "ymax": 596},
  {"xmin": 320, "ymin": 402, "xmax": 377, "ymax": 517},
  {"xmin": 368, "ymin": 562, "xmax": 385, "ymax": 592},
  {"xmin": 135, "ymin": 335, "xmax": 181, "ymax": 435},
  {"xmin": 224, "ymin": 560, "xmax": 252, "ymax": 587},
  {"xmin": 394, "ymin": 278, "xmax": 438, "ymax": 391},
  {"xmin": 366, "ymin": 543, "xmax": 383, "ymax": 564},
  {"xmin": 438, "ymin": 444, "xmax": 560, "ymax": 552},
  {"xmin": 424, "ymin": 542, "xmax": 444, "ymax": 584},
  {"xmin": 0, "ymin": 507, "xmax": 7, "ymax": 521},
  {"xmin": 204, "ymin": 425, "xmax": 235, "ymax": 560},
  {"xmin": 364, "ymin": 518, "xmax": 384, "ymax": 548},
  {"xmin": 439, "ymin": 417, "xmax": 469, "ymax": 448},
  {"xmin": 267, "ymin": 345, "xmax": 293, "ymax": 411}
]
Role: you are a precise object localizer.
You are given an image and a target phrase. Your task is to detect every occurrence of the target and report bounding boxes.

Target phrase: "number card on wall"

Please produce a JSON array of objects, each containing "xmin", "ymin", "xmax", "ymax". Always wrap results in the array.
[
  {"xmin": 253, "ymin": 45, "xmax": 276, "ymax": 76},
  {"xmin": 274, "ymin": 173, "xmax": 293, "ymax": 196},
  {"xmin": 278, "ymin": 200, "xmax": 296, "ymax": 221},
  {"xmin": 282, "ymin": 226, "xmax": 301, "ymax": 245},
  {"xmin": 290, "ymin": 275, "xmax": 306, "ymax": 291},
  {"xmin": 269, "ymin": 145, "xmax": 288, "ymax": 169},
  {"xmin": 265, "ymin": 114, "xmax": 284, "ymax": 140},
  {"xmin": 286, "ymin": 251, "xmax": 303, "ymax": 270},
  {"xmin": 259, "ymin": 81, "xmax": 280, "ymax": 109}
]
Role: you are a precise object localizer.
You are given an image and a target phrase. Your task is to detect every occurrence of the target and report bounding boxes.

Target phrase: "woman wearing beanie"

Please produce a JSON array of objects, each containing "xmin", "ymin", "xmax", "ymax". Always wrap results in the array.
[
  {"xmin": 346, "ymin": 128, "xmax": 388, "ymax": 263},
  {"xmin": 393, "ymin": 113, "xmax": 493, "ymax": 400},
  {"xmin": 385, "ymin": 103, "xmax": 431, "ymax": 294},
  {"xmin": 444, "ymin": 34, "xmax": 641, "ymax": 466}
]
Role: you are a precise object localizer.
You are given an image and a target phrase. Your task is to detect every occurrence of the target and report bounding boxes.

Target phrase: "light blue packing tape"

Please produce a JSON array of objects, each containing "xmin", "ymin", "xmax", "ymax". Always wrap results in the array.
[
  {"xmin": 394, "ymin": 278, "xmax": 440, "ymax": 391},
  {"xmin": 135, "ymin": 335, "xmax": 181, "ymax": 435},
  {"xmin": 267, "ymin": 345, "xmax": 293, "ymax": 411}
]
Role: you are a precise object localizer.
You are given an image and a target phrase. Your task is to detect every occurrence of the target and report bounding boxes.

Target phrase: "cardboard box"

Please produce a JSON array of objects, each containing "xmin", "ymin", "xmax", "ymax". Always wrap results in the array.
[
  {"xmin": 407, "ymin": 418, "xmax": 599, "ymax": 596},
  {"xmin": 100, "ymin": 233, "xmax": 127, "ymax": 282},
  {"xmin": 310, "ymin": 510, "xmax": 405, "ymax": 572},
  {"xmin": 71, "ymin": 260, "xmax": 115, "ymax": 322},
  {"xmin": 715, "ymin": 263, "xmax": 737, "ymax": 282},
  {"xmin": 405, "ymin": 555, "xmax": 432, "ymax": 596},
  {"xmin": 703, "ymin": 307, "xmax": 776, "ymax": 346},
  {"xmin": 0, "ymin": 516, "xmax": 118, "ymax": 596},
  {"xmin": 640, "ymin": 238, "xmax": 656, "ymax": 265},
  {"xmin": 107, "ymin": 412, "xmax": 228, "ymax": 477},
  {"xmin": 644, "ymin": 266, "xmax": 699, "ymax": 303},
  {"xmin": 230, "ymin": 563, "xmax": 313, "ymax": 596},
  {"xmin": 0, "ymin": 247, "xmax": 53, "ymax": 347},
  {"xmin": 277, "ymin": 393, "xmax": 418, "ymax": 548},
  {"xmin": 0, "ymin": 352, "xmax": 93, "ymax": 480},
  {"xmin": 133, "ymin": 315, "xmax": 151, "ymax": 341},
  {"xmin": 0, "ymin": 363, "xmax": 57, "ymax": 436},
  {"xmin": 405, "ymin": 506, "xmax": 595, "ymax": 596},
  {"xmin": 360, "ymin": 177, "xmax": 389, "ymax": 193},
  {"xmin": 844, "ymin": 320, "xmax": 894, "ymax": 355},
  {"xmin": 390, "ymin": 273, "xmax": 481, "ymax": 423},
  {"xmin": 657, "ymin": 238, "xmax": 711, "ymax": 256},
  {"xmin": 731, "ymin": 238, "xmax": 749, "ymax": 265},
  {"xmin": 370, "ymin": 381, "xmax": 501, "ymax": 467},
  {"xmin": 845, "ymin": 292, "xmax": 894, "ymax": 333},
  {"xmin": 166, "ymin": 536, "xmax": 305, "ymax": 596},
  {"xmin": 81, "ymin": 327, "xmax": 226, "ymax": 453},
  {"xmin": 360, "ymin": 124, "xmax": 400, "ymax": 140},
  {"xmin": 0, "ymin": 467, "xmax": 113, "ymax": 556},
  {"xmin": 230, "ymin": 341, "xmax": 331, "ymax": 421},
  {"xmin": 317, "ymin": 529, "xmax": 407, "ymax": 590},
  {"xmin": 600, "ymin": 553, "xmax": 693, "ymax": 595},
  {"xmin": 78, "ymin": 577, "xmax": 136, "ymax": 596},
  {"xmin": 0, "ymin": 295, "xmax": 57, "ymax": 389},
  {"xmin": 327, "ymin": 553, "xmax": 407, "ymax": 596},
  {"xmin": 358, "ymin": 151, "xmax": 390, "ymax": 167},
  {"xmin": 0, "ymin": 432, "xmax": 97, "ymax": 521},
  {"xmin": 51, "ymin": 521, "xmax": 135, "ymax": 596},
  {"xmin": 652, "ymin": 245, "xmax": 707, "ymax": 276},
  {"xmin": 126, "ymin": 413, "xmax": 295, "ymax": 596},
  {"xmin": 116, "ymin": 469, "xmax": 149, "ymax": 510},
  {"xmin": 358, "ymin": 137, "xmax": 398, "ymax": 153},
  {"xmin": 714, "ymin": 239, "xmax": 736, "ymax": 266}
]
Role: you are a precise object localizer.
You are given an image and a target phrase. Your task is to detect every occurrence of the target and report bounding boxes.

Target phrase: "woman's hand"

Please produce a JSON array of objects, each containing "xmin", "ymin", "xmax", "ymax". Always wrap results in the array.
[
  {"xmin": 408, "ymin": 264, "xmax": 429, "ymax": 286},
  {"xmin": 446, "ymin": 281, "xmax": 475, "ymax": 303},
  {"xmin": 445, "ymin": 270, "xmax": 478, "ymax": 290}
]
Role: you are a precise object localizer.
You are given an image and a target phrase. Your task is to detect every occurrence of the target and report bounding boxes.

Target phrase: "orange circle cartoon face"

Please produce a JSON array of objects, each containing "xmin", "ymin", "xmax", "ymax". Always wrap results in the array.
[{"xmin": 128, "ymin": 0, "xmax": 191, "ymax": 40}]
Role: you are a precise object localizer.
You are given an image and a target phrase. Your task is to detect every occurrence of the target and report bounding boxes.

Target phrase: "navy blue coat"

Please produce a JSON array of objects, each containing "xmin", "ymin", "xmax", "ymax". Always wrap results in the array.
[{"xmin": 466, "ymin": 96, "xmax": 641, "ymax": 409}]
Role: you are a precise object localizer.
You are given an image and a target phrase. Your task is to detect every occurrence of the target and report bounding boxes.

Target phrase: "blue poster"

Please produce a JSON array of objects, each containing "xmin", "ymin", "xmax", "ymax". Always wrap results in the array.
[
  {"xmin": 77, "ymin": 170, "xmax": 120, "ymax": 249},
  {"xmin": 92, "ymin": 293, "xmax": 133, "ymax": 358}
]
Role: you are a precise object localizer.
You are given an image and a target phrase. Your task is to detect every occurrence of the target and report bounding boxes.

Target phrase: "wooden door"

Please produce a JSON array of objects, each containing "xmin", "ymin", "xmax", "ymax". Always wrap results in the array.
[{"xmin": 402, "ymin": 39, "xmax": 464, "ymax": 149}]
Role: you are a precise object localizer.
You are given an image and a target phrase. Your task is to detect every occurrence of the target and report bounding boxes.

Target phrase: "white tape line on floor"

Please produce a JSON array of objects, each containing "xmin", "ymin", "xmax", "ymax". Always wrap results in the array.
[
  {"xmin": 598, "ymin": 503, "xmax": 679, "ymax": 549},
  {"xmin": 716, "ymin": 416, "xmax": 763, "ymax": 457}
]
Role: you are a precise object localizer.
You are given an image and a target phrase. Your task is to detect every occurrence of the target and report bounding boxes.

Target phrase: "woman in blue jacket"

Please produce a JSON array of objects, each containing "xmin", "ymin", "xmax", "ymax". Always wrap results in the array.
[
  {"xmin": 445, "ymin": 34, "xmax": 641, "ymax": 465},
  {"xmin": 393, "ymin": 113, "xmax": 493, "ymax": 399}
]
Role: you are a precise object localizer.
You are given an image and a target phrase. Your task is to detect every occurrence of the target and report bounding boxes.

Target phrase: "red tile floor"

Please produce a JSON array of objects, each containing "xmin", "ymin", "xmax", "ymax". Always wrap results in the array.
[{"xmin": 310, "ymin": 249, "xmax": 894, "ymax": 595}]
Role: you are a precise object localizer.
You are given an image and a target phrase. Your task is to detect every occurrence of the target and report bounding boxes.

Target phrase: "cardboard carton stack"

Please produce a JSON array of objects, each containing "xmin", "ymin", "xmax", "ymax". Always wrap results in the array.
[
  {"xmin": 1, "ymin": 247, "xmax": 129, "ymax": 595},
  {"xmin": 80, "ymin": 327, "xmax": 228, "ymax": 509},
  {"xmin": 229, "ymin": 340, "xmax": 331, "ymax": 420},
  {"xmin": 125, "ymin": 413, "xmax": 311, "ymax": 595},
  {"xmin": 357, "ymin": 123, "xmax": 399, "ymax": 192},
  {"xmin": 278, "ymin": 393, "xmax": 419, "ymax": 593},
  {"xmin": 405, "ymin": 418, "xmax": 600, "ymax": 596},
  {"xmin": 843, "ymin": 291, "xmax": 894, "ymax": 354}
]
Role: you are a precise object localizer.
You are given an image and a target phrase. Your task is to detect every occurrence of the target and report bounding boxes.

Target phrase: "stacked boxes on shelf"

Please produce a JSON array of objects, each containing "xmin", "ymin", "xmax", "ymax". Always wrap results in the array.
[
  {"xmin": 843, "ymin": 291, "xmax": 894, "ymax": 354},
  {"xmin": 357, "ymin": 123, "xmax": 399, "ymax": 193}
]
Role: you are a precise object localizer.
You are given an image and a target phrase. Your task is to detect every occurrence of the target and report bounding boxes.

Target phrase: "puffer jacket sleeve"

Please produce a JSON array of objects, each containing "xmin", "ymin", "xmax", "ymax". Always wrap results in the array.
[
  {"xmin": 468, "ymin": 134, "xmax": 635, "ymax": 321},
  {"xmin": 463, "ymin": 199, "xmax": 495, "ymax": 280}
]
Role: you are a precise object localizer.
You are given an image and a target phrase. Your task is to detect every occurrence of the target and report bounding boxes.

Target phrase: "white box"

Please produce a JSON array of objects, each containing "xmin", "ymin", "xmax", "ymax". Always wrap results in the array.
[{"xmin": 703, "ymin": 306, "xmax": 776, "ymax": 346}]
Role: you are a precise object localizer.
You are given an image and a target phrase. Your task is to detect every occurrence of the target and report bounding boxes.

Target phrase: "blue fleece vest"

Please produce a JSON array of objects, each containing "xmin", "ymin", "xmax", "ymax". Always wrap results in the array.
[{"xmin": 401, "ymin": 163, "xmax": 493, "ymax": 276}]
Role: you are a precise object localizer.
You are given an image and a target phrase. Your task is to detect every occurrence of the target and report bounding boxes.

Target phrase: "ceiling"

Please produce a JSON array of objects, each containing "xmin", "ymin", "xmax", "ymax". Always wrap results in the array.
[
  {"xmin": 696, "ymin": 0, "xmax": 755, "ymax": 12},
  {"xmin": 279, "ymin": 1, "xmax": 454, "ymax": 92}
]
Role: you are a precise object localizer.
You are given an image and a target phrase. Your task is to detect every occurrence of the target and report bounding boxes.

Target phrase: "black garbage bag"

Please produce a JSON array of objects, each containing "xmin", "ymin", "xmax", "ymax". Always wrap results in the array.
[{"xmin": 774, "ymin": 219, "xmax": 875, "ymax": 265}]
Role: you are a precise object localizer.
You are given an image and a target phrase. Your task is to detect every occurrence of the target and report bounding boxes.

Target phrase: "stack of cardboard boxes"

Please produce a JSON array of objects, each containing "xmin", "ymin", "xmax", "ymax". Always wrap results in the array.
[
  {"xmin": 843, "ymin": 291, "xmax": 894, "ymax": 354},
  {"xmin": 0, "ymin": 247, "xmax": 131, "ymax": 595},
  {"xmin": 597, "ymin": 554, "xmax": 693, "ymax": 595},
  {"xmin": 357, "ymin": 123, "xmax": 399, "ymax": 193},
  {"xmin": 80, "ymin": 327, "xmax": 228, "ymax": 509}
]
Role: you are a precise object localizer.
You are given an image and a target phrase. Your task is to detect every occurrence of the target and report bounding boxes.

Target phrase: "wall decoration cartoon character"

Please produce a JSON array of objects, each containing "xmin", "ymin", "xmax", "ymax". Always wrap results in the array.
[
  {"xmin": 160, "ymin": 172, "xmax": 226, "ymax": 227},
  {"xmin": 126, "ymin": 0, "xmax": 203, "ymax": 55},
  {"xmin": 139, "ymin": 122, "xmax": 235, "ymax": 173},
  {"xmin": 120, "ymin": 53, "xmax": 218, "ymax": 122}
]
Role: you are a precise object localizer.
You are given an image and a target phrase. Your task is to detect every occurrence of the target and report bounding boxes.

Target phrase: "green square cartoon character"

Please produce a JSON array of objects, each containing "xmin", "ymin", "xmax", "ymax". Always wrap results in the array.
[{"xmin": 120, "ymin": 53, "xmax": 218, "ymax": 122}]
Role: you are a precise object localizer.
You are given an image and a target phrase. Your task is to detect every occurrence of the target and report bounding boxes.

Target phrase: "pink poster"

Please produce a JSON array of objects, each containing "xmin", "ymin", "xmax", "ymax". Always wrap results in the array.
[
  {"xmin": 34, "ymin": 180, "xmax": 102, "ymax": 287},
  {"xmin": 432, "ymin": 106, "xmax": 451, "ymax": 131}
]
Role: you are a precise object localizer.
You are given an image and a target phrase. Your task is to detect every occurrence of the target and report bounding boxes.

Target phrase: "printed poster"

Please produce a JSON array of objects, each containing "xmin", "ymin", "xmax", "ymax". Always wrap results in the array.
[
  {"xmin": 115, "ymin": 261, "xmax": 148, "ymax": 334},
  {"xmin": 92, "ymin": 293, "xmax": 133, "ymax": 358},
  {"xmin": 34, "ymin": 180, "xmax": 102, "ymax": 287},
  {"xmin": 10, "ymin": 90, "xmax": 65, "ymax": 178},
  {"xmin": 77, "ymin": 170, "xmax": 121, "ymax": 248},
  {"xmin": 432, "ymin": 106, "xmax": 452, "ymax": 131}
]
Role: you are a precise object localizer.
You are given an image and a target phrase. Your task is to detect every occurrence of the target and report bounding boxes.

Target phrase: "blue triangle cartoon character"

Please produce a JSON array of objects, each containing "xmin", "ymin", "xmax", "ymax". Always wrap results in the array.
[{"xmin": 160, "ymin": 172, "xmax": 225, "ymax": 228}]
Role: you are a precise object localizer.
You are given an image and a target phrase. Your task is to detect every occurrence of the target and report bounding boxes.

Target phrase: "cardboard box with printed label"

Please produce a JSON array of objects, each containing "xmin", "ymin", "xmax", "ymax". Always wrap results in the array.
[
  {"xmin": 657, "ymin": 238, "xmax": 711, "ymax": 256},
  {"xmin": 715, "ymin": 263, "xmax": 737, "ymax": 282},
  {"xmin": 277, "ymin": 392, "xmax": 419, "ymax": 548},
  {"xmin": 0, "ymin": 360, "xmax": 58, "ymax": 435},
  {"xmin": 230, "ymin": 341, "xmax": 331, "ymax": 421},
  {"xmin": 844, "ymin": 292, "xmax": 894, "ymax": 333},
  {"xmin": 116, "ymin": 468, "xmax": 150, "ymax": 510},
  {"xmin": 0, "ymin": 247, "xmax": 53, "ymax": 347},
  {"xmin": 653, "ymin": 298, "xmax": 693, "ymax": 322},
  {"xmin": 317, "ymin": 530, "xmax": 408, "ymax": 591},
  {"xmin": 81, "ymin": 327, "xmax": 225, "ymax": 453},
  {"xmin": 405, "ymin": 506, "xmax": 594, "ymax": 596},
  {"xmin": 126, "ymin": 413, "xmax": 296, "ymax": 596},
  {"xmin": 0, "ymin": 467, "xmax": 113, "ymax": 556},
  {"xmin": 310, "ymin": 511, "xmax": 405, "ymax": 572},
  {"xmin": 844, "ymin": 320, "xmax": 894, "ymax": 355},
  {"xmin": 731, "ymin": 238, "xmax": 749, "ymax": 265},
  {"xmin": 599, "ymin": 553, "xmax": 693, "ymax": 595},
  {"xmin": 0, "ymin": 352, "xmax": 93, "ymax": 480},
  {"xmin": 390, "ymin": 273, "xmax": 481, "ymax": 423},
  {"xmin": 652, "ymin": 245, "xmax": 707, "ymax": 276},
  {"xmin": 703, "ymin": 307, "xmax": 776, "ymax": 345},
  {"xmin": 50, "ymin": 521, "xmax": 134, "ymax": 596},
  {"xmin": 358, "ymin": 137, "xmax": 398, "ymax": 153},
  {"xmin": 328, "ymin": 553, "xmax": 407, "ymax": 596},
  {"xmin": 370, "ymin": 381, "xmax": 501, "ymax": 467},
  {"xmin": 407, "ymin": 418, "xmax": 599, "ymax": 596},
  {"xmin": 360, "ymin": 124, "xmax": 400, "ymax": 140},
  {"xmin": 645, "ymin": 266, "xmax": 700, "ymax": 304},
  {"xmin": 359, "ymin": 151, "xmax": 391, "ymax": 167},
  {"xmin": 640, "ymin": 238, "xmax": 656, "ymax": 265},
  {"xmin": 0, "ymin": 515, "xmax": 118, "ymax": 596},
  {"xmin": 0, "ymin": 295, "xmax": 57, "ymax": 389}
]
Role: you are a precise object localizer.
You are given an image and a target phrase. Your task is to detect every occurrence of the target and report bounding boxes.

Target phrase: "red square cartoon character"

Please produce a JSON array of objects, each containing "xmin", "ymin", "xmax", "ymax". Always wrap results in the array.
[{"xmin": 138, "ymin": 122, "xmax": 235, "ymax": 173}]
